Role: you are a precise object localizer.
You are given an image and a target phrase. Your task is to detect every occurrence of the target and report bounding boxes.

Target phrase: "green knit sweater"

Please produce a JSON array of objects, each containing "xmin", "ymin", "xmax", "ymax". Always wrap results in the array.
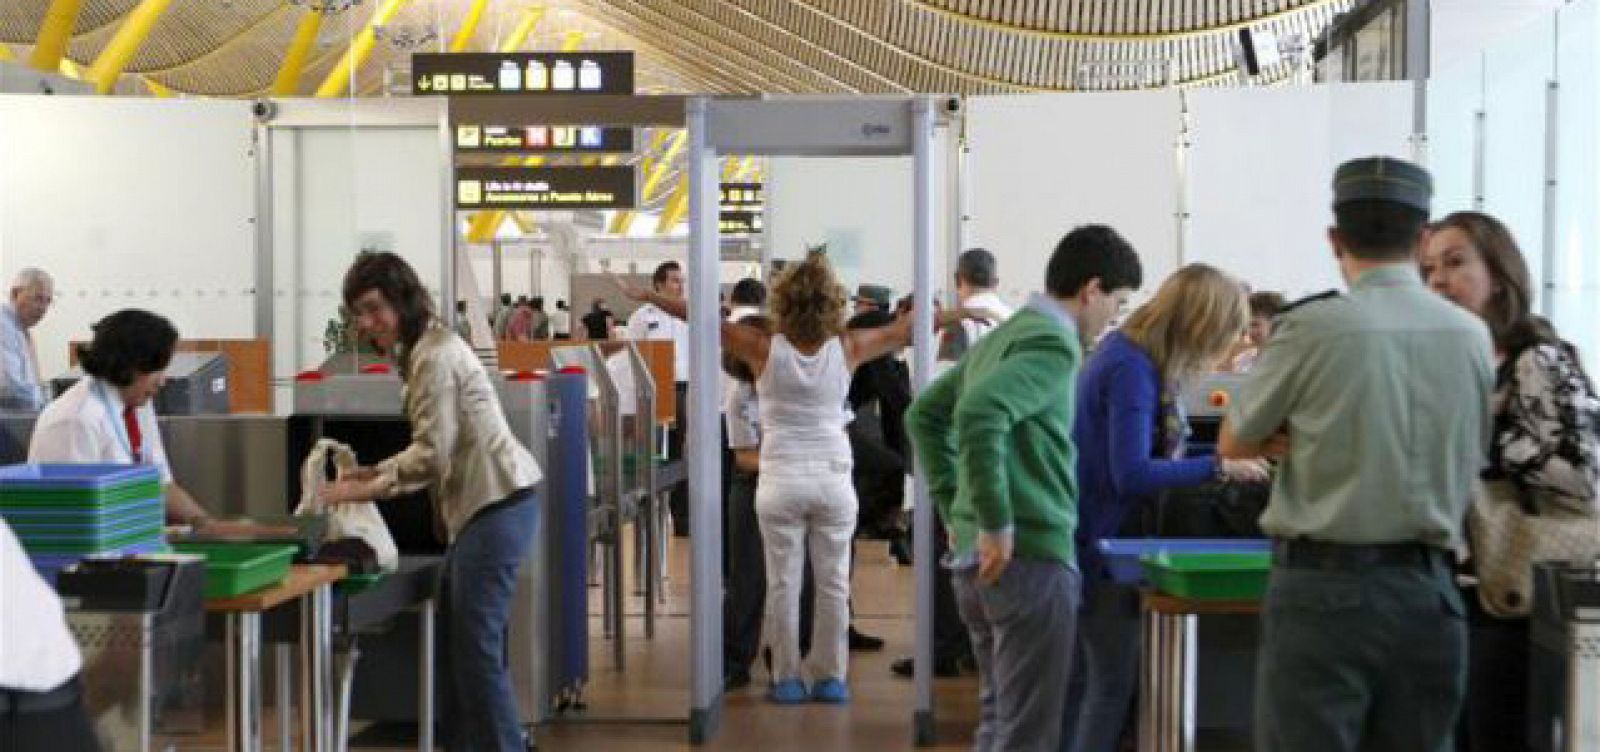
[{"xmin": 906, "ymin": 303, "xmax": 1082, "ymax": 564}]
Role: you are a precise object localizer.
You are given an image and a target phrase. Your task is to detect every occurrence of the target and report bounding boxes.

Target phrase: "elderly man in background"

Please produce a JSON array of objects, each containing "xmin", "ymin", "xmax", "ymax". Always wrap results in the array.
[{"xmin": 0, "ymin": 268, "xmax": 55, "ymax": 411}]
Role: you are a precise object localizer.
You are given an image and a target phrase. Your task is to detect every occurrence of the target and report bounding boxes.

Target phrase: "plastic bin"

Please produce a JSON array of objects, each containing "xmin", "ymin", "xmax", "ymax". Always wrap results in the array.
[
  {"xmin": 0, "ymin": 463, "xmax": 162, "ymax": 490},
  {"xmin": 1098, "ymin": 538, "xmax": 1270, "ymax": 585},
  {"xmin": 171, "ymin": 543, "xmax": 296, "ymax": 598},
  {"xmin": 1143, "ymin": 551, "xmax": 1272, "ymax": 600}
]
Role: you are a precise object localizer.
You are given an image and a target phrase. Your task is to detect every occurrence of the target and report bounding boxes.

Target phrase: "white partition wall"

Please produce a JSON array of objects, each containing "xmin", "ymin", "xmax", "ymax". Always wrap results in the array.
[
  {"xmin": 1186, "ymin": 83, "xmax": 1415, "ymax": 299},
  {"xmin": 1480, "ymin": 14, "xmax": 1556, "ymax": 302},
  {"xmin": 766, "ymin": 155, "xmax": 950, "ymax": 296},
  {"xmin": 1551, "ymin": 0, "xmax": 1600, "ymax": 369},
  {"xmin": 0, "ymin": 96, "xmax": 257, "ymax": 379},
  {"xmin": 966, "ymin": 92, "xmax": 1181, "ymax": 304},
  {"xmin": 267, "ymin": 102, "xmax": 447, "ymax": 407}
]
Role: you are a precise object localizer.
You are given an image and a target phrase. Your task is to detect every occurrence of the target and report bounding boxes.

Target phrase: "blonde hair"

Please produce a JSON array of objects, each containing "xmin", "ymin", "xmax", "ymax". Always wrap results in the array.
[
  {"xmin": 1119, "ymin": 264, "xmax": 1249, "ymax": 387},
  {"xmin": 769, "ymin": 250, "xmax": 847, "ymax": 348}
]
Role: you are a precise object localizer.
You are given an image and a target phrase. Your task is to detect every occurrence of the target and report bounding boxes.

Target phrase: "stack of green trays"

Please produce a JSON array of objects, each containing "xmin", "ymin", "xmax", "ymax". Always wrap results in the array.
[{"xmin": 0, "ymin": 464, "xmax": 167, "ymax": 562}]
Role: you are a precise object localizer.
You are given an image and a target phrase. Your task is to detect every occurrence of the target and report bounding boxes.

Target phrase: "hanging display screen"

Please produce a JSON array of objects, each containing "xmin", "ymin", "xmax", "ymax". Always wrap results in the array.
[
  {"xmin": 413, "ymin": 52, "xmax": 635, "ymax": 95},
  {"xmin": 454, "ymin": 166, "xmax": 637, "ymax": 210}
]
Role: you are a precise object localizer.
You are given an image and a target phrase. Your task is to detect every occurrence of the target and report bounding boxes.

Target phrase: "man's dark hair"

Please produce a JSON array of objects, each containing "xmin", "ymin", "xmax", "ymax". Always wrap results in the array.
[
  {"xmin": 1334, "ymin": 200, "xmax": 1428, "ymax": 260},
  {"xmin": 341, "ymin": 251, "xmax": 437, "ymax": 354},
  {"xmin": 556, "ymin": 299, "xmax": 568, "ymax": 311},
  {"xmin": 1045, "ymin": 225, "xmax": 1142, "ymax": 298},
  {"xmin": 500, "ymin": 293, "xmax": 512, "ymax": 304},
  {"xmin": 652, "ymin": 261, "xmax": 682, "ymax": 289},
  {"xmin": 532, "ymin": 296, "xmax": 545, "ymax": 310},
  {"xmin": 956, "ymin": 248, "xmax": 998, "ymax": 289},
  {"xmin": 730, "ymin": 278, "xmax": 767, "ymax": 308},
  {"xmin": 1248, "ymin": 291, "xmax": 1288, "ymax": 319},
  {"xmin": 79, "ymin": 309, "xmax": 179, "ymax": 388}
]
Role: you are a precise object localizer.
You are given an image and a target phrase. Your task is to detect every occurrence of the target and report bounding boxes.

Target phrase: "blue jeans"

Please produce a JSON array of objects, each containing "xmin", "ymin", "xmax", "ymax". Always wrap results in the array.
[
  {"xmin": 438, "ymin": 489, "xmax": 539, "ymax": 752},
  {"xmin": 1255, "ymin": 557, "xmax": 1467, "ymax": 752},
  {"xmin": 1061, "ymin": 582, "xmax": 1141, "ymax": 752}
]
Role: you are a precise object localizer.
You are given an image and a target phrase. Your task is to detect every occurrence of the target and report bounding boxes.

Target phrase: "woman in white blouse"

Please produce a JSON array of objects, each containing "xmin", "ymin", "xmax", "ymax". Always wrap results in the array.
[{"xmin": 322, "ymin": 252, "xmax": 542, "ymax": 751}]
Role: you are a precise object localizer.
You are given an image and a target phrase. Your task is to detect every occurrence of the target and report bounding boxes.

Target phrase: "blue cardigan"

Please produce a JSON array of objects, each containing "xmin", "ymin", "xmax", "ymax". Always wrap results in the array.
[{"xmin": 1073, "ymin": 332, "xmax": 1218, "ymax": 585}]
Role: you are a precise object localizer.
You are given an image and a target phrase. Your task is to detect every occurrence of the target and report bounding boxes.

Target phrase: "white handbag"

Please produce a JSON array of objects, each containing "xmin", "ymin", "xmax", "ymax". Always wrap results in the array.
[
  {"xmin": 1467, "ymin": 478, "xmax": 1600, "ymax": 617},
  {"xmin": 294, "ymin": 438, "xmax": 400, "ymax": 573}
]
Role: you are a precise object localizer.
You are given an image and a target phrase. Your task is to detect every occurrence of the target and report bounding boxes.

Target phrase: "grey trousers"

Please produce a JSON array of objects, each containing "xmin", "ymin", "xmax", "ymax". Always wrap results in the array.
[
  {"xmin": 953, "ymin": 557, "xmax": 1080, "ymax": 752},
  {"xmin": 1255, "ymin": 558, "xmax": 1467, "ymax": 752}
]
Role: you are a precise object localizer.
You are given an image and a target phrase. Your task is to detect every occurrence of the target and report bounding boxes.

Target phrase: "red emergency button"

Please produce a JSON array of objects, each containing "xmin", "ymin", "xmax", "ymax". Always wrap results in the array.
[{"xmin": 1208, "ymin": 390, "xmax": 1230, "ymax": 408}]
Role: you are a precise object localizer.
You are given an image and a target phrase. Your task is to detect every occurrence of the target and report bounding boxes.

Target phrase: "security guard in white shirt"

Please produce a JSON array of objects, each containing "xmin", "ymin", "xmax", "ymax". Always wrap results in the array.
[
  {"xmin": 28, "ymin": 310, "xmax": 216, "ymax": 529},
  {"xmin": 627, "ymin": 261, "xmax": 692, "ymax": 535}
]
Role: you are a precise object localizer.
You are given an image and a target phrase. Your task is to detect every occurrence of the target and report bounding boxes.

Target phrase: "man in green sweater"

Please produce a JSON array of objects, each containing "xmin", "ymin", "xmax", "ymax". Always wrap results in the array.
[{"xmin": 908, "ymin": 225, "xmax": 1143, "ymax": 752}]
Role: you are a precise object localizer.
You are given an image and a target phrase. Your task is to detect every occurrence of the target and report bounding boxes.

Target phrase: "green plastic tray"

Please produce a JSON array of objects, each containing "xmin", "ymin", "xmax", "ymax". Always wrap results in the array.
[
  {"xmin": 0, "ymin": 479, "xmax": 165, "ymax": 508},
  {"xmin": 336, "ymin": 572, "xmax": 385, "ymax": 595},
  {"xmin": 172, "ymin": 543, "xmax": 297, "ymax": 599},
  {"xmin": 1143, "ymin": 552, "xmax": 1272, "ymax": 601}
]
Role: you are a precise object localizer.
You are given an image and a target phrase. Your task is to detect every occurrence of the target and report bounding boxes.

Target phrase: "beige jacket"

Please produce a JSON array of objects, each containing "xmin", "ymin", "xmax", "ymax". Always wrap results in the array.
[{"xmin": 376, "ymin": 324, "xmax": 542, "ymax": 541}]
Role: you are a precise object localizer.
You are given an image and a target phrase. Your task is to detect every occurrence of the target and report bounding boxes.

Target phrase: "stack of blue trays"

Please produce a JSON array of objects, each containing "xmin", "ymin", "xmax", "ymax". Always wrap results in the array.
[{"xmin": 0, "ymin": 464, "xmax": 167, "ymax": 581}]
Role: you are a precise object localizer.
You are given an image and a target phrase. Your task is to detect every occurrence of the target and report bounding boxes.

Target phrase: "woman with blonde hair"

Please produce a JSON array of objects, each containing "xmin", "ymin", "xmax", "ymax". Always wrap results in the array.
[
  {"xmin": 622, "ymin": 250, "xmax": 985, "ymax": 704},
  {"xmin": 1062, "ymin": 263, "xmax": 1271, "ymax": 752}
]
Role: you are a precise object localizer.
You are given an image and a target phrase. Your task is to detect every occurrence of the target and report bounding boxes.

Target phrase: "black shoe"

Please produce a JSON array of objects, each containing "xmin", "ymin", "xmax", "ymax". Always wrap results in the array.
[
  {"xmin": 848, "ymin": 627, "xmax": 885, "ymax": 652},
  {"xmin": 725, "ymin": 668, "xmax": 752, "ymax": 690},
  {"xmin": 890, "ymin": 655, "xmax": 963, "ymax": 678},
  {"xmin": 888, "ymin": 536, "xmax": 913, "ymax": 566}
]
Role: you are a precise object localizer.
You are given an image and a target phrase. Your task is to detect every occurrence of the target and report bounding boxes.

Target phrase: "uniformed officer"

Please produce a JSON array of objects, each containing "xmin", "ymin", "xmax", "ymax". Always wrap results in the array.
[
  {"xmin": 1220, "ymin": 157, "xmax": 1494, "ymax": 752},
  {"xmin": 626, "ymin": 260, "xmax": 691, "ymax": 535}
]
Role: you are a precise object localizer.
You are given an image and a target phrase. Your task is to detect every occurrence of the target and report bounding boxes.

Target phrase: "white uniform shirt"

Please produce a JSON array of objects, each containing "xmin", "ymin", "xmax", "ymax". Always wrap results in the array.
[
  {"xmin": 724, "ymin": 380, "xmax": 761, "ymax": 450},
  {"xmin": 0, "ymin": 519, "xmax": 82, "ymax": 691},
  {"xmin": 627, "ymin": 302, "xmax": 690, "ymax": 383},
  {"xmin": 28, "ymin": 377, "xmax": 174, "ymax": 483},
  {"xmin": 935, "ymin": 289, "xmax": 1014, "ymax": 376}
]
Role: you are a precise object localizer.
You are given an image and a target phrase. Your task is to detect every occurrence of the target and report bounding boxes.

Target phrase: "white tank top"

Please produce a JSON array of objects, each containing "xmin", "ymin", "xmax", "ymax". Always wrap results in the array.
[{"xmin": 757, "ymin": 334, "xmax": 853, "ymax": 464}]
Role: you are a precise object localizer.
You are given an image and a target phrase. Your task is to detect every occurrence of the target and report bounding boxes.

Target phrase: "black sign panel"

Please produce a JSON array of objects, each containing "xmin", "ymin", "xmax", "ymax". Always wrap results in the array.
[
  {"xmin": 455, "ymin": 166, "xmax": 636, "ymax": 211},
  {"xmin": 720, "ymin": 182, "xmax": 764, "ymax": 235},
  {"xmin": 413, "ymin": 52, "xmax": 634, "ymax": 95},
  {"xmin": 720, "ymin": 182, "xmax": 764, "ymax": 208},
  {"xmin": 454, "ymin": 124, "xmax": 634, "ymax": 154},
  {"xmin": 719, "ymin": 211, "xmax": 764, "ymax": 235}
]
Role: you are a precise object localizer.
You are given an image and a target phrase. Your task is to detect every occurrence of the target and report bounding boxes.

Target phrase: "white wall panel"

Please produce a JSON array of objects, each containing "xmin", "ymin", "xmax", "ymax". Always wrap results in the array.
[
  {"xmin": 966, "ymin": 91, "xmax": 1181, "ymax": 306},
  {"xmin": 269, "ymin": 125, "xmax": 446, "ymax": 405},
  {"xmin": 1480, "ymin": 14, "xmax": 1556, "ymax": 308},
  {"xmin": 1186, "ymin": 83, "xmax": 1414, "ymax": 300},
  {"xmin": 1427, "ymin": 54, "xmax": 1484, "ymax": 215},
  {"xmin": 0, "ymin": 96, "xmax": 256, "ymax": 380},
  {"xmin": 767, "ymin": 156, "xmax": 920, "ymax": 299}
]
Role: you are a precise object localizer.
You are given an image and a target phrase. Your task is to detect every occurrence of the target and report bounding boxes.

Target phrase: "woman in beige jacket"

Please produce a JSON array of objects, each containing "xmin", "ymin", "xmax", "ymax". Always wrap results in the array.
[{"xmin": 324, "ymin": 252, "xmax": 542, "ymax": 751}]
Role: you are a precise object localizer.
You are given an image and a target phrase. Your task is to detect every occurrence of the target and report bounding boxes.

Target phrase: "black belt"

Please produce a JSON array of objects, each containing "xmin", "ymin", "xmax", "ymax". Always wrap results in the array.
[
  {"xmin": 1272, "ymin": 539, "xmax": 1451, "ymax": 571},
  {"xmin": 0, "ymin": 676, "xmax": 81, "ymax": 715}
]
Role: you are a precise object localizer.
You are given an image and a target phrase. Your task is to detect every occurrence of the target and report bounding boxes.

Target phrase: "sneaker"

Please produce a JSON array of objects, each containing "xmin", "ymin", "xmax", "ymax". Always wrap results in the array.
[
  {"xmin": 810, "ymin": 678, "xmax": 850, "ymax": 704},
  {"xmin": 848, "ymin": 627, "xmax": 885, "ymax": 652},
  {"xmin": 769, "ymin": 679, "xmax": 809, "ymax": 705}
]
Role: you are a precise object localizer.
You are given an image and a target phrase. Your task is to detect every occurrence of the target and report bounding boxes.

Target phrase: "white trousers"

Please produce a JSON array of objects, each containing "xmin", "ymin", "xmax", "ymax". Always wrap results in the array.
[{"xmin": 756, "ymin": 457, "xmax": 858, "ymax": 684}]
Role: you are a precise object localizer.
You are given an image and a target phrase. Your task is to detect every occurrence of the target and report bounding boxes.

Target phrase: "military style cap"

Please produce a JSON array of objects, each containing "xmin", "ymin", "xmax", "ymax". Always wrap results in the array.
[
  {"xmin": 1332, "ymin": 157, "xmax": 1433, "ymax": 213},
  {"xmin": 853, "ymin": 284, "xmax": 894, "ymax": 309}
]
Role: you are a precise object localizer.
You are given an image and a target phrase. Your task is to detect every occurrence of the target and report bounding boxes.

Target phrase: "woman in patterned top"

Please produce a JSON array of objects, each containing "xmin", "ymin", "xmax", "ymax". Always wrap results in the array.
[{"xmin": 1419, "ymin": 210, "xmax": 1600, "ymax": 752}]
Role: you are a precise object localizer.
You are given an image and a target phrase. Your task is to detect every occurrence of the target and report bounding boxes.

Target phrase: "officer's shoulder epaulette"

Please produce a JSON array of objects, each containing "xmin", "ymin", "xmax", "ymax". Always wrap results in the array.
[{"xmin": 1277, "ymin": 290, "xmax": 1341, "ymax": 317}]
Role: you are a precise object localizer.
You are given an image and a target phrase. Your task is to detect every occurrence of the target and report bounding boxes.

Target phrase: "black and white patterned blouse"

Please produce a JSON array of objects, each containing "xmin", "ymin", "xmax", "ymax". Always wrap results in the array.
[{"xmin": 1491, "ymin": 342, "xmax": 1600, "ymax": 515}]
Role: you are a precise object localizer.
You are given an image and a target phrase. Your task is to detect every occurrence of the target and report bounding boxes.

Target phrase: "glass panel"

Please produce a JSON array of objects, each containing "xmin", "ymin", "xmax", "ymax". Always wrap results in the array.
[
  {"xmin": 1552, "ymin": 0, "xmax": 1600, "ymax": 370},
  {"xmin": 1480, "ymin": 13, "xmax": 1556, "ymax": 309}
]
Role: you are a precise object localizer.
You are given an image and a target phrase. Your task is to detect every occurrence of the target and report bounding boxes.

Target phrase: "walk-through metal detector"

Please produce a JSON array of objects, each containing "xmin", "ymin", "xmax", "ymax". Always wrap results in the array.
[
  {"xmin": 445, "ymin": 93, "xmax": 958, "ymax": 744},
  {"xmin": 684, "ymin": 95, "xmax": 958, "ymax": 744}
]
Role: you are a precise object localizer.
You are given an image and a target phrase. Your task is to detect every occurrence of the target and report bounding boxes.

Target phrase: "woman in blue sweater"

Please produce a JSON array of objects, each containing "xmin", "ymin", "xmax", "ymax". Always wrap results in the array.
[{"xmin": 1063, "ymin": 264, "xmax": 1269, "ymax": 752}]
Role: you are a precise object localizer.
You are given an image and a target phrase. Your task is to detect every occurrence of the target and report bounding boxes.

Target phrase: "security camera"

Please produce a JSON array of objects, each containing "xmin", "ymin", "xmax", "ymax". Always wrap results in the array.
[
  {"xmin": 944, "ymin": 96, "xmax": 963, "ymax": 114},
  {"xmin": 251, "ymin": 99, "xmax": 276, "ymax": 121}
]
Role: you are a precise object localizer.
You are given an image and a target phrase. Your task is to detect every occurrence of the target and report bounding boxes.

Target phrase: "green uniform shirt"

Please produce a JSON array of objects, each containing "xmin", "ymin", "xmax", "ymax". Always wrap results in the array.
[{"xmin": 1228, "ymin": 264, "xmax": 1494, "ymax": 547}]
